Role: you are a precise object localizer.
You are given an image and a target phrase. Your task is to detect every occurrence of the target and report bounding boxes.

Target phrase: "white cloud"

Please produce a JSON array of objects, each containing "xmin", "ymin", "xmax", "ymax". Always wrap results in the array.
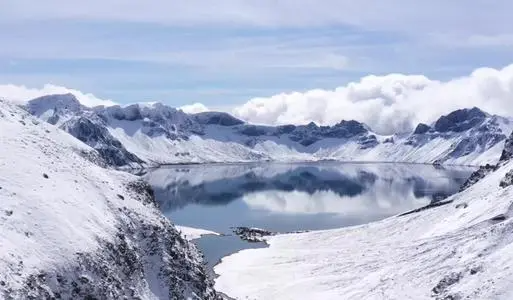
[
  {"xmin": 232, "ymin": 64, "xmax": 513, "ymax": 134},
  {"xmin": 179, "ymin": 103, "xmax": 210, "ymax": 114},
  {"xmin": 4, "ymin": 64, "xmax": 513, "ymax": 135},
  {"xmin": 0, "ymin": 84, "xmax": 116, "ymax": 107}
]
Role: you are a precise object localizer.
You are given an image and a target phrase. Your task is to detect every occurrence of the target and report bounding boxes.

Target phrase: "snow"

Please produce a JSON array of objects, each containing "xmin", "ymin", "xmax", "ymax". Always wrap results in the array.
[
  {"xmin": 0, "ymin": 100, "xmax": 137, "ymax": 276},
  {"xmin": 215, "ymin": 159, "xmax": 513, "ymax": 299},
  {"xmin": 108, "ymin": 115, "xmax": 513, "ymax": 166},
  {"xmin": 0, "ymin": 99, "xmax": 217, "ymax": 299},
  {"xmin": 25, "ymin": 95, "xmax": 513, "ymax": 167},
  {"xmin": 175, "ymin": 226, "xmax": 220, "ymax": 241}
]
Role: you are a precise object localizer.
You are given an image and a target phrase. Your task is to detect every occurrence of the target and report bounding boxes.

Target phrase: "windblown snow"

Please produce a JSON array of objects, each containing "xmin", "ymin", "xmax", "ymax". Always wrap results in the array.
[
  {"xmin": 214, "ymin": 145, "xmax": 513, "ymax": 299},
  {"xmin": 0, "ymin": 99, "xmax": 219, "ymax": 299}
]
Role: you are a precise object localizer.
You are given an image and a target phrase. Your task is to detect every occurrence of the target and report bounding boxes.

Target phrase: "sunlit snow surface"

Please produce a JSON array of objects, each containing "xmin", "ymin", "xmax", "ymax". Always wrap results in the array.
[
  {"xmin": 176, "ymin": 225, "xmax": 219, "ymax": 241},
  {"xmin": 215, "ymin": 161, "xmax": 513, "ymax": 299},
  {"xmin": 0, "ymin": 99, "xmax": 216, "ymax": 299}
]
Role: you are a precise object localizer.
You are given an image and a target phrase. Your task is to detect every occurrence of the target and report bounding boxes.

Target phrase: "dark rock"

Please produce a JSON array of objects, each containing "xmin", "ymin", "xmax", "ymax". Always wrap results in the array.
[
  {"xmin": 455, "ymin": 203, "xmax": 468, "ymax": 209},
  {"xmin": 499, "ymin": 169, "xmax": 513, "ymax": 188},
  {"xmin": 299, "ymin": 136, "xmax": 320, "ymax": 147},
  {"xmin": 5, "ymin": 210, "xmax": 13, "ymax": 216},
  {"xmin": 193, "ymin": 112, "xmax": 244, "ymax": 126},
  {"xmin": 383, "ymin": 137, "xmax": 394, "ymax": 144},
  {"xmin": 43, "ymin": 173, "xmax": 49, "ymax": 179},
  {"xmin": 434, "ymin": 107, "xmax": 486, "ymax": 133},
  {"xmin": 432, "ymin": 272, "xmax": 462, "ymax": 296},
  {"xmin": 2, "ymin": 181, "xmax": 221, "ymax": 300},
  {"xmin": 469, "ymin": 266, "xmax": 482, "ymax": 275},
  {"xmin": 399, "ymin": 200, "xmax": 454, "ymax": 217},
  {"xmin": 500, "ymin": 132, "xmax": 513, "ymax": 163},
  {"xmin": 324, "ymin": 120, "xmax": 368, "ymax": 138},
  {"xmin": 459, "ymin": 164, "xmax": 497, "ymax": 192},
  {"xmin": 276, "ymin": 124, "xmax": 296, "ymax": 134},
  {"xmin": 61, "ymin": 116, "xmax": 144, "ymax": 167},
  {"xmin": 239, "ymin": 125, "xmax": 268, "ymax": 137},
  {"xmin": 233, "ymin": 227, "xmax": 275, "ymax": 242},
  {"xmin": 490, "ymin": 214, "xmax": 507, "ymax": 222},
  {"xmin": 117, "ymin": 194, "xmax": 125, "ymax": 200},
  {"xmin": 359, "ymin": 135, "xmax": 379, "ymax": 150},
  {"xmin": 413, "ymin": 123, "xmax": 431, "ymax": 134}
]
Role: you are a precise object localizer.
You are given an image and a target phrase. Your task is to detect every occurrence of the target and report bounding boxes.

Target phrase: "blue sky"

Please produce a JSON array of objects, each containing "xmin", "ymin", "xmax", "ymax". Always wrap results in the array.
[{"xmin": 2, "ymin": 0, "xmax": 513, "ymax": 110}]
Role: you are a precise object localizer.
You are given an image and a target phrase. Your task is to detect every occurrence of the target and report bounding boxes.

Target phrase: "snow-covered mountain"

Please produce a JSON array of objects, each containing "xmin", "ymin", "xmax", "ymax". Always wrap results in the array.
[
  {"xmin": 0, "ymin": 99, "xmax": 219, "ymax": 299},
  {"xmin": 26, "ymin": 94, "xmax": 513, "ymax": 167},
  {"xmin": 214, "ymin": 111, "xmax": 513, "ymax": 300}
]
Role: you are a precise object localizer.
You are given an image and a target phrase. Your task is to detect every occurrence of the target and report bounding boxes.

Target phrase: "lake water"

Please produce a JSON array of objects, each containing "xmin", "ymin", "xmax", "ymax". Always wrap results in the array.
[{"xmin": 145, "ymin": 162, "xmax": 475, "ymax": 275}]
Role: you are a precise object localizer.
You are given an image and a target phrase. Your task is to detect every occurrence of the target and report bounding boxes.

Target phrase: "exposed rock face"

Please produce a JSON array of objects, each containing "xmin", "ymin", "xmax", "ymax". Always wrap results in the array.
[
  {"xmin": 413, "ymin": 123, "xmax": 431, "ymax": 135},
  {"xmin": 193, "ymin": 112, "xmax": 244, "ymax": 126},
  {"xmin": 434, "ymin": 107, "xmax": 487, "ymax": 133},
  {"xmin": 461, "ymin": 129, "xmax": 513, "ymax": 190},
  {"xmin": 499, "ymin": 131, "xmax": 513, "ymax": 163},
  {"xmin": 499, "ymin": 169, "xmax": 513, "ymax": 188},
  {"xmin": 499, "ymin": 132, "xmax": 513, "ymax": 188},
  {"xmin": 61, "ymin": 116, "xmax": 144, "ymax": 167},
  {"xmin": 459, "ymin": 164, "xmax": 498, "ymax": 192},
  {"xmin": 2, "ymin": 181, "xmax": 220, "ymax": 300},
  {"xmin": 233, "ymin": 227, "xmax": 275, "ymax": 243},
  {"xmin": 236, "ymin": 119, "xmax": 372, "ymax": 147}
]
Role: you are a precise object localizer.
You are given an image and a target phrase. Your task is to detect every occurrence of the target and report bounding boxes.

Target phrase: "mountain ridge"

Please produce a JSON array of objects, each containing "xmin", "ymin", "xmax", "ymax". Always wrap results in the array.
[
  {"xmin": 0, "ymin": 98, "xmax": 219, "ymax": 299},
  {"xmin": 24, "ymin": 93, "xmax": 513, "ymax": 167}
]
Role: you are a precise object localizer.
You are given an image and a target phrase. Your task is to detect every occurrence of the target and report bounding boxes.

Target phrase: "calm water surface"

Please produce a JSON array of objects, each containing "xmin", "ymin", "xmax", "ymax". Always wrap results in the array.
[{"xmin": 145, "ymin": 162, "xmax": 475, "ymax": 275}]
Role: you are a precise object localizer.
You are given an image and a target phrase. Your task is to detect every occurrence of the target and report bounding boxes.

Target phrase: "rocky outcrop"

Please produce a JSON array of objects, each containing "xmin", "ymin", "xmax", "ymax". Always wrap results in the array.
[
  {"xmin": 193, "ymin": 112, "xmax": 245, "ymax": 126},
  {"xmin": 61, "ymin": 116, "xmax": 144, "ymax": 167},
  {"xmin": 461, "ymin": 130, "xmax": 513, "ymax": 190},
  {"xmin": 413, "ymin": 123, "xmax": 431, "ymax": 135},
  {"xmin": 499, "ymin": 131, "xmax": 513, "ymax": 163},
  {"xmin": 434, "ymin": 107, "xmax": 487, "ymax": 133},
  {"xmin": 1, "ymin": 181, "xmax": 220, "ymax": 300},
  {"xmin": 459, "ymin": 164, "xmax": 498, "ymax": 192}
]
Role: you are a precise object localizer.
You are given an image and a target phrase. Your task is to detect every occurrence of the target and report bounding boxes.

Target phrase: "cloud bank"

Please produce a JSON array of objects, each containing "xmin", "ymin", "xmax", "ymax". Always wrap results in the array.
[
  {"xmin": 233, "ymin": 64, "xmax": 513, "ymax": 134},
  {"xmin": 179, "ymin": 103, "xmax": 210, "ymax": 114},
  {"xmin": 0, "ymin": 84, "xmax": 116, "ymax": 107},
  {"xmin": 2, "ymin": 64, "xmax": 513, "ymax": 135}
]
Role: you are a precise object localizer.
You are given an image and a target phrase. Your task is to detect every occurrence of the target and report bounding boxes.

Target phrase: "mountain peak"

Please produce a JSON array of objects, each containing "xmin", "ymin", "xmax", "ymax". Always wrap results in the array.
[
  {"xmin": 193, "ymin": 111, "xmax": 245, "ymax": 126},
  {"xmin": 27, "ymin": 93, "xmax": 81, "ymax": 112},
  {"xmin": 433, "ymin": 107, "xmax": 488, "ymax": 133},
  {"xmin": 26, "ymin": 93, "xmax": 83, "ymax": 124}
]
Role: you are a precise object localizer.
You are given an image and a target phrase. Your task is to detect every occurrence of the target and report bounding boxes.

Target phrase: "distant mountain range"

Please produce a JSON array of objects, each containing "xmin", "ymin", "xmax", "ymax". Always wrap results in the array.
[{"xmin": 25, "ymin": 93, "xmax": 513, "ymax": 167}]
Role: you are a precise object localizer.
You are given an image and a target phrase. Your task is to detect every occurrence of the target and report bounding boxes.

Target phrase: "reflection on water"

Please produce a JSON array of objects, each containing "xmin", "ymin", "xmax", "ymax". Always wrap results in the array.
[{"xmin": 145, "ymin": 162, "xmax": 474, "ymax": 274}]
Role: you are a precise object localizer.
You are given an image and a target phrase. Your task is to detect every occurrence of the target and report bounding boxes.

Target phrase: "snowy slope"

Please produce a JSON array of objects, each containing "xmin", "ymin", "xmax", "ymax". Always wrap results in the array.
[
  {"xmin": 26, "ymin": 94, "xmax": 513, "ymax": 167},
  {"xmin": 214, "ymin": 137, "xmax": 513, "ymax": 299},
  {"xmin": 0, "ymin": 99, "xmax": 219, "ymax": 299}
]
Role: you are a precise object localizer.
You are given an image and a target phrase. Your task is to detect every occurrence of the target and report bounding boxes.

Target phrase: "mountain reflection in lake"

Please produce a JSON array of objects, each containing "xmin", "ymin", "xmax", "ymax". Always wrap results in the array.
[{"xmin": 145, "ymin": 162, "xmax": 474, "ymax": 274}]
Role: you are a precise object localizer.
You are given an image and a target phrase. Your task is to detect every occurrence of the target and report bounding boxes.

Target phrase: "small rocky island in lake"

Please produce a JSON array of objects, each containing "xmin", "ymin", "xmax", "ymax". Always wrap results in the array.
[{"xmin": 233, "ymin": 227, "xmax": 276, "ymax": 242}]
